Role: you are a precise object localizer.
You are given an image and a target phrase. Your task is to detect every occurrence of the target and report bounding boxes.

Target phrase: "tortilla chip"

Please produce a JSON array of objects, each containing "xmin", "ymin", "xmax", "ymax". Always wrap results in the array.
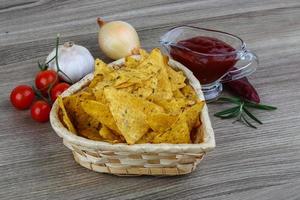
[
  {"xmin": 57, "ymin": 96, "xmax": 76, "ymax": 133},
  {"xmin": 59, "ymin": 49, "xmax": 203, "ymax": 144},
  {"xmin": 99, "ymin": 125, "xmax": 124, "ymax": 143},
  {"xmin": 190, "ymin": 117, "xmax": 202, "ymax": 143},
  {"xmin": 117, "ymin": 84, "xmax": 139, "ymax": 94},
  {"xmin": 125, "ymin": 56, "xmax": 140, "ymax": 69},
  {"xmin": 89, "ymin": 74, "xmax": 103, "ymax": 88},
  {"xmin": 147, "ymin": 55, "xmax": 173, "ymax": 100},
  {"xmin": 181, "ymin": 85, "xmax": 198, "ymax": 101},
  {"xmin": 154, "ymin": 98, "xmax": 186, "ymax": 114},
  {"xmin": 167, "ymin": 66, "xmax": 186, "ymax": 91},
  {"xmin": 79, "ymin": 127, "xmax": 102, "ymax": 141},
  {"xmin": 115, "ymin": 50, "xmax": 164, "ymax": 96},
  {"xmin": 153, "ymin": 114, "xmax": 191, "ymax": 144},
  {"xmin": 138, "ymin": 48, "xmax": 149, "ymax": 58},
  {"xmin": 63, "ymin": 92, "xmax": 100, "ymax": 131},
  {"xmin": 94, "ymin": 58, "xmax": 113, "ymax": 77},
  {"xmin": 134, "ymin": 77, "xmax": 158, "ymax": 99},
  {"xmin": 136, "ymin": 131, "xmax": 158, "ymax": 144},
  {"xmin": 81, "ymin": 100, "xmax": 120, "ymax": 133},
  {"xmin": 114, "ymin": 80, "xmax": 134, "ymax": 89},
  {"xmin": 105, "ymin": 87, "xmax": 164, "ymax": 114},
  {"xmin": 104, "ymin": 88, "xmax": 163, "ymax": 144},
  {"xmin": 135, "ymin": 48, "xmax": 164, "ymax": 76},
  {"xmin": 146, "ymin": 113, "xmax": 178, "ymax": 133},
  {"xmin": 172, "ymin": 89, "xmax": 185, "ymax": 98},
  {"xmin": 184, "ymin": 101, "xmax": 205, "ymax": 130}
]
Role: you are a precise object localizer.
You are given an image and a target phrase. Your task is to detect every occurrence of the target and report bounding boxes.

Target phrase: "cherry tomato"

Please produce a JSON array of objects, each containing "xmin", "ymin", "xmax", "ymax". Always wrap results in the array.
[
  {"xmin": 30, "ymin": 100, "xmax": 51, "ymax": 123},
  {"xmin": 35, "ymin": 70, "xmax": 58, "ymax": 96},
  {"xmin": 50, "ymin": 83, "xmax": 70, "ymax": 102},
  {"xmin": 10, "ymin": 85, "xmax": 35, "ymax": 110}
]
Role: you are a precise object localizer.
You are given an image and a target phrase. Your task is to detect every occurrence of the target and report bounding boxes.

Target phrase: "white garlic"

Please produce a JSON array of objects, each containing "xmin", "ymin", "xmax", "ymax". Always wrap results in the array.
[{"xmin": 46, "ymin": 42, "xmax": 94, "ymax": 83}]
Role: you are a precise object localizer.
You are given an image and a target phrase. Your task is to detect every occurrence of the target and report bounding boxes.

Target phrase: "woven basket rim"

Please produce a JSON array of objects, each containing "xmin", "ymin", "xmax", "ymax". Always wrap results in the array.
[{"xmin": 50, "ymin": 56, "xmax": 215, "ymax": 154}]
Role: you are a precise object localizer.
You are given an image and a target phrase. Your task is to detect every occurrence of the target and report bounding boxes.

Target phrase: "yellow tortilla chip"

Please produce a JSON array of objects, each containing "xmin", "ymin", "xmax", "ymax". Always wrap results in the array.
[
  {"xmin": 114, "ymin": 80, "xmax": 133, "ymax": 89},
  {"xmin": 94, "ymin": 58, "xmax": 113, "ymax": 77},
  {"xmin": 79, "ymin": 127, "xmax": 102, "ymax": 141},
  {"xmin": 93, "ymin": 88, "xmax": 105, "ymax": 103},
  {"xmin": 80, "ymin": 87, "xmax": 93, "ymax": 94},
  {"xmin": 81, "ymin": 100, "xmax": 120, "ymax": 133},
  {"xmin": 109, "ymin": 67, "xmax": 153, "ymax": 90},
  {"xmin": 105, "ymin": 87, "xmax": 164, "ymax": 114},
  {"xmin": 99, "ymin": 125, "xmax": 124, "ymax": 143},
  {"xmin": 92, "ymin": 80, "xmax": 112, "ymax": 104},
  {"xmin": 146, "ymin": 113, "xmax": 178, "ymax": 133},
  {"xmin": 153, "ymin": 114, "xmax": 191, "ymax": 144},
  {"xmin": 190, "ymin": 117, "xmax": 202, "ymax": 144},
  {"xmin": 88, "ymin": 59, "xmax": 110, "ymax": 88},
  {"xmin": 181, "ymin": 85, "xmax": 198, "ymax": 101},
  {"xmin": 115, "ymin": 50, "xmax": 164, "ymax": 96},
  {"xmin": 138, "ymin": 48, "xmax": 149, "ymax": 58},
  {"xmin": 60, "ymin": 49, "xmax": 203, "ymax": 144},
  {"xmin": 57, "ymin": 96, "xmax": 76, "ymax": 133},
  {"xmin": 63, "ymin": 92, "xmax": 100, "ymax": 131},
  {"xmin": 172, "ymin": 89, "xmax": 185, "ymax": 99},
  {"xmin": 147, "ymin": 55, "xmax": 173, "ymax": 100},
  {"xmin": 183, "ymin": 101, "xmax": 205, "ymax": 131},
  {"xmin": 104, "ymin": 88, "xmax": 163, "ymax": 144},
  {"xmin": 117, "ymin": 84, "xmax": 139, "ymax": 94},
  {"xmin": 135, "ymin": 49, "xmax": 164, "ymax": 75},
  {"xmin": 125, "ymin": 49, "xmax": 149, "ymax": 68},
  {"xmin": 154, "ymin": 98, "xmax": 187, "ymax": 114},
  {"xmin": 136, "ymin": 131, "xmax": 158, "ymax": 144},
  {"xmin": 89, "ymin": 74, "xmax": 103, "ymax": 88},
  {"xmin": 133, "ymin": 77, "xmax": 158, "ymax": 99},
  {"xmin": 125, "ymin": 56, "xmax": 140, "ymax": 69},
  {"xmin": 167, "ymin": 66, "xmax": 186, "ymax": 91},
  {"xmin": 76, "ymin": 90, "xmax": 95, "ymax": 100}
]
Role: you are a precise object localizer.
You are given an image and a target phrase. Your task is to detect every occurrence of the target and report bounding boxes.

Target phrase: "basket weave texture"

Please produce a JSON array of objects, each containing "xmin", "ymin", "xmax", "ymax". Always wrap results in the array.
[{"xmin": 50, "ymin": 57, "xmax": 215, "ymax": 176}]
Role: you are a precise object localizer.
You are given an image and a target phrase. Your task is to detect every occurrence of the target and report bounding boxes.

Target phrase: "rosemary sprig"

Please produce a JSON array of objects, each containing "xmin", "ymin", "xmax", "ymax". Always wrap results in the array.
[{"xmin": 214, "ymin": 97, "xmax": 277, "ymax": 129}]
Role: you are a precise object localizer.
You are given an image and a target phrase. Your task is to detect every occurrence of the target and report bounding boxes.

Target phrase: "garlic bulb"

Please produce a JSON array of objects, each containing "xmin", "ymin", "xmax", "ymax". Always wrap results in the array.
[
  {"xmin": 97, "ymin": 18, "xmax": 140, "ymax": 60},
  {"xmin": 46, "ymin": 42, "xmax": 94, "ymax": 83}
]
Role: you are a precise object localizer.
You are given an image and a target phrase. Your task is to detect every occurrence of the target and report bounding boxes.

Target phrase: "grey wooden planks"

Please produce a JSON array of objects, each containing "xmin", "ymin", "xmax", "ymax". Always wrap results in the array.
[{"xmin": 0, "ymin": 0, "xmax": 300, "ymax": 199}]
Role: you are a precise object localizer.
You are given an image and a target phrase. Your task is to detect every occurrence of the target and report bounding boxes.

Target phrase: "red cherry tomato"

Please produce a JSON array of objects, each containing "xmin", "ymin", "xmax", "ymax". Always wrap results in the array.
[
  {"xmin": 30, "ymin": 100, "xmax": 51, "ymax": 123},
  {"xmin": 10, "ymin": 85, "xmax": 35, "ymax": 110},
  {"xmin": 35, "ymin": 70, "xmax": 58, "ymax": 96},
  {"xmin": 50, "ymin": 83, "xmax": 70, "ymax": 102}
]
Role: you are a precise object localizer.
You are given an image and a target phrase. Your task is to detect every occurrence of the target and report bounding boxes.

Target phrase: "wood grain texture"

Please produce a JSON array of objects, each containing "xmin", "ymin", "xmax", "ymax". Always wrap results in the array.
[{"xmin": 0, "ymin": 0, "xmax": 300, "ymax": 199}]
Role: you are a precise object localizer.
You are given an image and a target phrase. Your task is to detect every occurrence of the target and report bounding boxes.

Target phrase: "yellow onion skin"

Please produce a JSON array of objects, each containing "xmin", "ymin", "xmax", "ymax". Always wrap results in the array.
[{"xmin": 98, "ymin": 20, "xmax": 140, "ymax": 60}]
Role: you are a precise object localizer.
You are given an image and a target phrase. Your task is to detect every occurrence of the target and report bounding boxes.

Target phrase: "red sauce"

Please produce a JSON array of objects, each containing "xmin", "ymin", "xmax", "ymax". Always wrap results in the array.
[{"xmin": 170, "ymin": 36, "xmax": 237, "ymax": 84}]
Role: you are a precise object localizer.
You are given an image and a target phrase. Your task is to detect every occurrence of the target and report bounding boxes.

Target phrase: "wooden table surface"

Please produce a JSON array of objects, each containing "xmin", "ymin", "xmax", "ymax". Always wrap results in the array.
[{"xmin": 1, "ymin": 0, "xmax": 300, "ymax": 199}]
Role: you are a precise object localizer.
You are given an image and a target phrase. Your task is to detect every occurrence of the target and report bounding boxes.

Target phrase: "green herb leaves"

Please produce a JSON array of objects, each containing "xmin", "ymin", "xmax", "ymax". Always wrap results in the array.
[{"xmin": 214, "ymin": 97, "xmax": 277, "ymax": 129}]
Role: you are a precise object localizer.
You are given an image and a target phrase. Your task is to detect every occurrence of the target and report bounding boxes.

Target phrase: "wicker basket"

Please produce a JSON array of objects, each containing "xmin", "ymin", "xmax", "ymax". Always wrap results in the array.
[{"xmin": 50, "ymin": 57, "xmax": 215, "ymax": 176}]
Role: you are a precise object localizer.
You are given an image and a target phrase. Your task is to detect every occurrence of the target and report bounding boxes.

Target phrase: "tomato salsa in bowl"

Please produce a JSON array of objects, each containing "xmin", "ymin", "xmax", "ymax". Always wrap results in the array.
[{"xmin": 160, "ymin": 26, "xmax": 258, "ymax": 100}]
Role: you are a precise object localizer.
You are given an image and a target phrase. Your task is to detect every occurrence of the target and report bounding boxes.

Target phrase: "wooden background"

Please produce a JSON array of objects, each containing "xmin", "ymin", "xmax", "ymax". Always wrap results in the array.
[{"xmin": 1, "ymin": 0, "xmax": 300, "ymax": 199}]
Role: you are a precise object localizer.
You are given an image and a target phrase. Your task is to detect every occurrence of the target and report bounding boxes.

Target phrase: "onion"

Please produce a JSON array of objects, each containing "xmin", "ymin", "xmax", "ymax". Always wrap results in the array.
[{"xmin": 97, "ymin": 18, "xmax": 140, "ymax": 60}]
